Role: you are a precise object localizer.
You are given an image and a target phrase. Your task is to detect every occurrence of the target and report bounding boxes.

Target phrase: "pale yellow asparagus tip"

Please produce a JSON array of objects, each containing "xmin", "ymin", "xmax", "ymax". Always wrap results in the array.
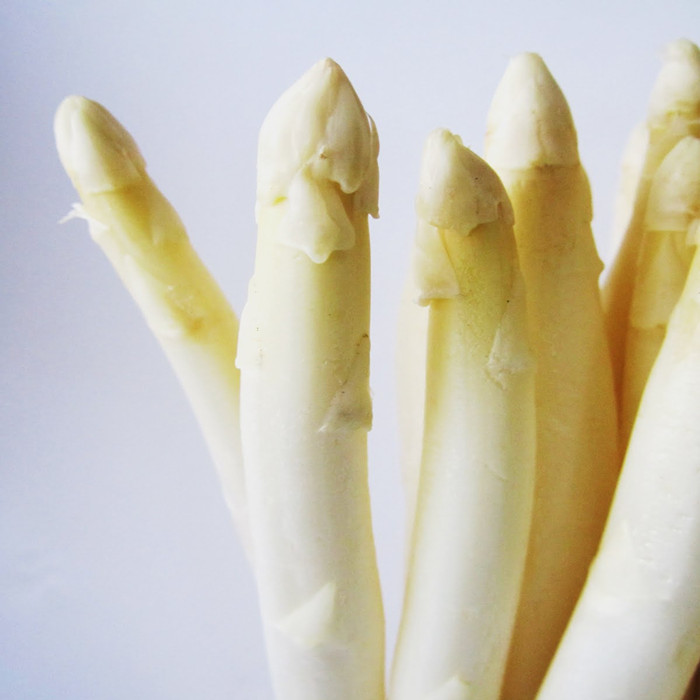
[
  {"xmin": 256, "ymin": 57, "xmax": 379, "ymax": 264},
  {"xmin": 415, "ymin": 128, "xmax": 513, "ymax": 237},
  {"xmin": 55, "ymin": 96, "xmax": 146, "ymax": 194},
  {"xmin": 413, "ymin": 128, "xmax": 513, "ymax": 305},
  {"xmin": 648, "ymin": 39, "xmax": 700, "ymax": 128},
  {"xmin": 485, "ymin": 52, "xmax": 579, "ymax": 169}
]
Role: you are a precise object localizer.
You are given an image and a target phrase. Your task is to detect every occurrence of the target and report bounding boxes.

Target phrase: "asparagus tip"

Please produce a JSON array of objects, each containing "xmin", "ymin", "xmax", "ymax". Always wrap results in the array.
[
  {"xmin": 412, "ymin": 129, "xmax": 514, "ymax": 303},
  {"xmin": 256, "ymin": 57, "xmax": 379, "ymax": 262},
  {"xmin": 415, "ymin": 127, "xmax": 513, "ymax": 234},
  {"xmin": 648, "ymin": 39, "xmax": 700, "ymax": 127},
  {"xmin": 485, "ymin": 52, "xmax": 579, "ymax": 169},
  {"xmin": 54, "ymin": 96, "xmax": 146, "ymax": 195},
  {"xmin": 256, "ymin": 56, "xmax": 378, "ymax": 212}
]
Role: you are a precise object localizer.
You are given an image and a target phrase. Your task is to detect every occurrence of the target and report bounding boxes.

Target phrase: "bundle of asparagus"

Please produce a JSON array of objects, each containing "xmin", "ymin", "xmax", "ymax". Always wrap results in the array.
[{"xmin": 54, "ymin": 38, "xmax": 700, "ymax": 700}]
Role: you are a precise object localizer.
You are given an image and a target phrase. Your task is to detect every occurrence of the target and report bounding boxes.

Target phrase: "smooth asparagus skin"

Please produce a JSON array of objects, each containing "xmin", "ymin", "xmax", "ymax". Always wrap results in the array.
[{"xmin": 396, "ymin": 265, "xmax": 429, "ymax": 550}]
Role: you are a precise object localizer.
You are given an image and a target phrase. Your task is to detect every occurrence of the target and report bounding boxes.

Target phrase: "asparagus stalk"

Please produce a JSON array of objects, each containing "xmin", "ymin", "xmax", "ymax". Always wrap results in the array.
[
  {"xmin": 483, "ymin": 53, "xmax": 620, "ymax": 700},
  {"xmin": 602, "ymin": 39, "xmax": 700, "ymax": 402},
  {"xmin": 236, "ymin": 58, "xmax": 384, "ymax": 699},
  {"xmin": 390, "ymin": 129, "xmax": 535, "ymax": 700},
  {"xmin": 53, "ymin": 97, "xmax": 249, "ymax": 548},
  {"xmin": 620, "ymin": 136, "xmax": 700, "ymax": 446},
  {"xmin": 536, "ymin": 204, "xmax": 700, "ymax": 700},
  {"xmin": 607, "ymin": 122, "xmax": 649, "ymax": 263},
  {"xmin": 396, "ymin": 266, "xmax": 429, "ymax": 547}
]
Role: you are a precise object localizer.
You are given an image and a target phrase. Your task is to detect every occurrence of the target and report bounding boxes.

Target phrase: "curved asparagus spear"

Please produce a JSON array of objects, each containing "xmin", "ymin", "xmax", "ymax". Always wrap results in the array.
[
  {"xmin": 237, "ymin": 58, "xmax": 384, "ymax": 700},
  {"xmin": 620, "ymin": 136, "xmax": 700, "ymax": 446},
  {"xmin": 536, "ymin": 203, "xmax": 700, "ymax": 700},
  {"xmin": 602, "ymin": 39, "xmax": 700, "ymax": 401},
  {"xmin": 484, "ymin": 53, "xmax": 620, "ymax": 700},
  {"xmin": 390, "ymin": 129, "xmax": 535, "ymax": 700},
  {"xmin": 53, "ymin": 97, "xmax": 248, "ymax": 548}
]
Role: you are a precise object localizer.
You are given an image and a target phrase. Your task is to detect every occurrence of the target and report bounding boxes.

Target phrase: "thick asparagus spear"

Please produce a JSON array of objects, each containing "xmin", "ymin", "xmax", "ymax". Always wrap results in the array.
[
  {"xmin": 390, "ymin": 129, "xmax": 535, "ymax": 700},
  {"xmin": 484, "ymin": 53, "xmax": 620, "ymax": 700},
  {"xmin": 236, "ymin": 58, "xmax": 385, "ymax": 700},
  {"xmin": 54, "ymin": 96, "xmax": 248, "ymax": 547}
]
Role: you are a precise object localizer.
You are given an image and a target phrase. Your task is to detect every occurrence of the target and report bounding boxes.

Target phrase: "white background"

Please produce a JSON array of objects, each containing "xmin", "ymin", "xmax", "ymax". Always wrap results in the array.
[{"xmin": 2, "ymin": 1, "xmax": 699, "ymax": 698}]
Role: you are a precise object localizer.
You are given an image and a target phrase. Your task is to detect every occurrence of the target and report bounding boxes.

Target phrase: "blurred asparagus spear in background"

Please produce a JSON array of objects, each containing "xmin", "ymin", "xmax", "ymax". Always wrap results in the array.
[
  {"xmin": 396, "ymin": 271, "xmax": 428, "ymax": 549},
  {"xmin": 602, "ymin": 39, "xmax": 700, "ymax": 405},
  {"xmin": 484, "ymin": 54, "xmax": 620, "ymax": 700},
  {"xmin": 619, "ymin": 136, "xmax": 700, "ymax": 446},
  {"xmin": 53, "ymin": 97, "xmax": 249, "ymax": 549},
  {"xmin": 607, "ymin": 122, "xmax": 649, "ymax": 262},
  {"xmin": 390, "ymin": 130, "xmax": 535, "ymax": 700},
  {"xmin": 236, "ymin": 59, "xmax": 385, "ymax": 700},
  {"xmin": 536, "ymin": 196, "xmax": 700, "ymax": 700}
]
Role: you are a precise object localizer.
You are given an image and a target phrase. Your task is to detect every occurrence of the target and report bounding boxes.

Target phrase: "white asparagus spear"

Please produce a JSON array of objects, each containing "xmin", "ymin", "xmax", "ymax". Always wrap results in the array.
[
  {"xmin": 602, "ymin": 39, "xmax": 700, "ymax": 401},
  {"xmin": 396, "ymin": 264, "xmax": 429, "ymax": 548},
  {"xmin": 620, "ymin": 136, "xmax": 700, "ymax": 447},
  {"xmin": 53, "ymin": 97, "xmax": 249, "ymax": 548},
  {"xmin": 236, "ymin": 58, "xmax": 384, "ymax": 700},
  {"xmin": 484, "ymin": 53, "xmax": 620, "ymax": 700},
  {"xmin": 536, "ymin": 196, "xmax": 700, "ymax": 700},
  {"xmin": 389, "ymin": 129, "xmax": 535, "ymax": 700}
]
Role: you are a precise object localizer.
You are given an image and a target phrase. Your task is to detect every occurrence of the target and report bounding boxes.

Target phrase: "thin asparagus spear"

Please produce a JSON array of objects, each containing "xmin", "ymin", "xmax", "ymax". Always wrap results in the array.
[
  {"xmin": 53, "ymin": 97, "xmax": 249, "ymax": 548},
  {"xmin": 536, "ymin": 203, "xmax": 700, "ymax": 700},
  {"xmin": 396, "ymin": 266, "xmax": 428, "ymax": 548},
  {"xmin": 390, "ymin": 129, "xmax": 535, "ymax": 700},
  {"xmin": 608, "ymin": 122, "xmax": 649, "ymax": 263},
  {"xmin": 620, "ymin": 136, "xmax": 700, "ymax": 446},
  {"xmin": 602, "ymin": 39, "xmax": 700, "ymax": 402},
  {"xmin": 236, "ymin": 58, "xmax": 384, "ymax": 700},
  {"xmin": 484, "ymin": 53, "xmax": 620, "ymax": 700}
]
